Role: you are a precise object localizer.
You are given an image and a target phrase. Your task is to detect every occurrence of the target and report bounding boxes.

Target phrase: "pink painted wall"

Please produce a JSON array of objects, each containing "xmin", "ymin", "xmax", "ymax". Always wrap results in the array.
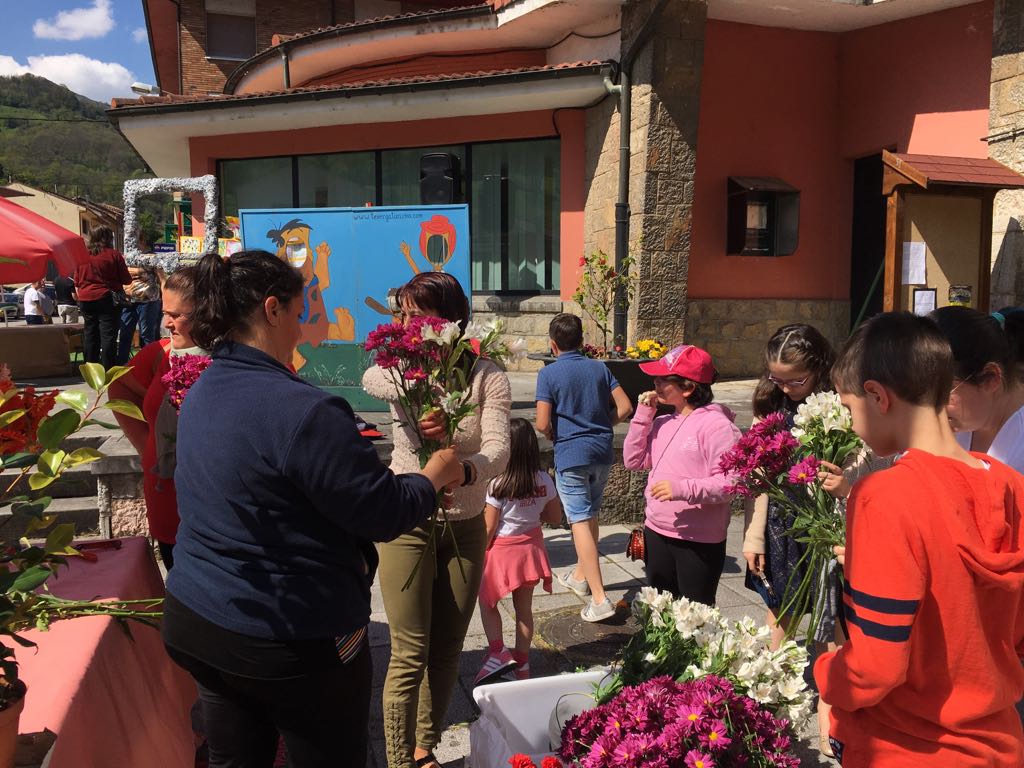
[
  {"xmin": 689, "ymin": 2, "xmax": 993, "ymax": 300},
  {"xmin": 839, "ymin": 1, "xmax": 992, "ymax": 160},
  {"xmin": 188, "ymin": 109, "xmax": 586, "ymax": 299},
  {"xmin": 690, "ymin": 21, "xmax": 850, "ymax": 300}
]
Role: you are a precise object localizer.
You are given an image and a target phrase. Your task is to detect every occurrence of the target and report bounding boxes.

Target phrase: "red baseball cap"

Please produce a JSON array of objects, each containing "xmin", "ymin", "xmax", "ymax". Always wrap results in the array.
[{"xmin": 639, "ymin": 344, "xmax": 717, "ymax": 384}]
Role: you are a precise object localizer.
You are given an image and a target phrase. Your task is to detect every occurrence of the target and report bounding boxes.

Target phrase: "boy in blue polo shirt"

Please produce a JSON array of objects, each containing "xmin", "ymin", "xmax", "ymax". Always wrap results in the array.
[{"xmin": 535, "ymin": 313, "xmax": 633, "ymax": 622}]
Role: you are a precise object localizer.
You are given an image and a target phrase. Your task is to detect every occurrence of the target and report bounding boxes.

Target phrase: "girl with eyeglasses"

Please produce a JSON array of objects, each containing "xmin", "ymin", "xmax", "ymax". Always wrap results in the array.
[{"xmin": 930, "ymin": 306, "xmax": 1024, "ymax": 474}]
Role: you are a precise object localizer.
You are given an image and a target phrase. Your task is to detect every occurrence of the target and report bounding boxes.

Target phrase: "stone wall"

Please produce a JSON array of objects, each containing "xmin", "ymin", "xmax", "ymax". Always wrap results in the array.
[
  {"xmin": 472, "ymin": 295, "xmax": 565, "ymax": 372},
  {"xmin": 989, "ymin": 0, "xmax": 1024, "ymax": 308},
  {"xmin": 625, "ymin": 0, "xmax": 706, "ymax": 348},
  {"xmin": 687, "ymin": 298, "xmax": 850, "ymax": 377}
]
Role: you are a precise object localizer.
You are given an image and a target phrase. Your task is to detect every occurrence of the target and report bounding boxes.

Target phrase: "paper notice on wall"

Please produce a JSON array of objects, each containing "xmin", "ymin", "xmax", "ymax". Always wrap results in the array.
[
  {"xmin": 902, "ymin": 242, "xmax": 926, "ymax": 285},
  {"xmin": 913, "ymin": 288, "xmax": 936, "ymax": 316}
]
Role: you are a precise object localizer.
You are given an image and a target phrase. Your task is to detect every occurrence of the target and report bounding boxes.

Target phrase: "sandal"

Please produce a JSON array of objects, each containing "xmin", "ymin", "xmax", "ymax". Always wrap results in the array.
[{"xmin": 415, "ymin": 752, "xmax": 441, "ymax": 768}]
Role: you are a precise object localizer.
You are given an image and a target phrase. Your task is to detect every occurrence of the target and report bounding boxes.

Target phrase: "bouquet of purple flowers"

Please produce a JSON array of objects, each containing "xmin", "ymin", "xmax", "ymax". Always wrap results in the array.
[
  {"xmin": 559, "ymin": 675, "xmax": 799, "ymax": 768},
  {"xmin": 162, "ymin": 354, "xmax": 212, "ymax": 412}
]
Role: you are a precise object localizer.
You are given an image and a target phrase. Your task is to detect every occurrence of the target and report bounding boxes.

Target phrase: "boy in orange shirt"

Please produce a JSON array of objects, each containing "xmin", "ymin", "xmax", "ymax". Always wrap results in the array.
[{"xmin": 815, "ymin": 312, "xmax": 1024, "ymax": 767}]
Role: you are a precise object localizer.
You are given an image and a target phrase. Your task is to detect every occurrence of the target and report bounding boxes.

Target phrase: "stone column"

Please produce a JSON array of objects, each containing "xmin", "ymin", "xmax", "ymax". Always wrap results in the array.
[
  {"xmin": 625, "ymin": 0, "xmax": 706, "ymax": 347},
  {"xmin": 989, "ymin": 0, "xmax": 1024, "ymax": 308}
]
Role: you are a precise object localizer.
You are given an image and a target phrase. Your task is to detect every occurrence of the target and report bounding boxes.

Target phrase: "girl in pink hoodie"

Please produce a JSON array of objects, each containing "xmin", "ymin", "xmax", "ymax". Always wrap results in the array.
[{"xmin": 623, "ymin": 345, "xmax": 741, "ymax": 605}]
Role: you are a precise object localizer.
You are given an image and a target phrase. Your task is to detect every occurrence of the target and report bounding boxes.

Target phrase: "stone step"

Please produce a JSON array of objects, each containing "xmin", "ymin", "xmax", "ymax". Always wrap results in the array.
[
  {"xmin": 0, "ymin": 495, "xmax": 100, "ymax": 540},
  {"xmin": 1, "ymin": 463, "xmax": 98, "ymax": 499}
]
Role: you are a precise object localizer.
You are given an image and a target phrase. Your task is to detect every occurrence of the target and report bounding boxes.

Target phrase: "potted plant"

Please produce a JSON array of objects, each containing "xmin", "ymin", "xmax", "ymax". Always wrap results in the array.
[{"xmin": 0, "ymin": 363, "xmax": 163, "ymax": 767}]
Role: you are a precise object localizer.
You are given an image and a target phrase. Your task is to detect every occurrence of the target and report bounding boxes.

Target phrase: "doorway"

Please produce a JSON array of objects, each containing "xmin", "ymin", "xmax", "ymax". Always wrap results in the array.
[{"xmin": 849, "ymin": 154, "xmax": 886, "ymax": 329}]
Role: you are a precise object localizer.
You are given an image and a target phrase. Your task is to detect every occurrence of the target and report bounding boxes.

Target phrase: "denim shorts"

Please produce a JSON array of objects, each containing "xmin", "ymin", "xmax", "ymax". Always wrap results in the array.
[{"xmin": 554, "ymin": 464, "xmax": 612, "ymax": 524}]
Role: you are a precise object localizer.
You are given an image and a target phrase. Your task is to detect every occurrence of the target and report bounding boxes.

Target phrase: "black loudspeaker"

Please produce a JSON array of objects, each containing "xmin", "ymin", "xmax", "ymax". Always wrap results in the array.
[{"xmin": 420, "ymin": 153, "xmax": 461, "ymax": 205}]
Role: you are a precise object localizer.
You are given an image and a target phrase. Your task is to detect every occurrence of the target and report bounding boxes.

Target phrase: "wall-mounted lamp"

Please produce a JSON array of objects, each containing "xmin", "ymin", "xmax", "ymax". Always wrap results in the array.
[{"xmin": 727, "ymin": 177, "xmax": 800, "ymax": 257}]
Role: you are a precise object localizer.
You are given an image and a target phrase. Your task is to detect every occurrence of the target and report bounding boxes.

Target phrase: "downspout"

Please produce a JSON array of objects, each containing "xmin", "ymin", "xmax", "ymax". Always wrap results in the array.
[
  {"xmin": 281, "ymin": 46, "xmax": 291, "ymax": 89},
  {"xmin": 612, "ymin": 0, "xmax": 672, "ymax": 348}
]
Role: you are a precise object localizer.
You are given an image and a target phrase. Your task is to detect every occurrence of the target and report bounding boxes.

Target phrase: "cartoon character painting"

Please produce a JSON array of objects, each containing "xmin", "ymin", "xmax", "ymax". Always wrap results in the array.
[{"xmin": 266, "ymin": 219, "xmax": 355, "ymax": 369}]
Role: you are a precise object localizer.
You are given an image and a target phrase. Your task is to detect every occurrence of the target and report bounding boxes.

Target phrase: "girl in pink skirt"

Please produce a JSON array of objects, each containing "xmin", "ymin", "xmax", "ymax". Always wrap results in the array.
[{"xmin": 474, "ymin": 418, "xmax": 563, "ymax": 685}]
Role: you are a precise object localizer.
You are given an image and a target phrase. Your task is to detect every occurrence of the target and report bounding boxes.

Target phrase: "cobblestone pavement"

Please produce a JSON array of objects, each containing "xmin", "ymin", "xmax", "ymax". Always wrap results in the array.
[{"xmin": 365, "ymin": 515, "xmax": 835, "ymax": 768}]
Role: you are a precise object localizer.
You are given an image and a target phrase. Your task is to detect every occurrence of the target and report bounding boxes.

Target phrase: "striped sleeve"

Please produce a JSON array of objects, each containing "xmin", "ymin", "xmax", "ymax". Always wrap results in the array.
[{"xmin": 814, "ymin": 474, "xmax": 926, "ymax": 711}]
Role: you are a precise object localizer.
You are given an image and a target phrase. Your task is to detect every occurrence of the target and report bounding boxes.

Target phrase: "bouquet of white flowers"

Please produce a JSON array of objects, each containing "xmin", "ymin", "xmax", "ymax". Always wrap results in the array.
[{"xmin": 596, "ymin": 589, "xmax": 813, "ymax": 730}]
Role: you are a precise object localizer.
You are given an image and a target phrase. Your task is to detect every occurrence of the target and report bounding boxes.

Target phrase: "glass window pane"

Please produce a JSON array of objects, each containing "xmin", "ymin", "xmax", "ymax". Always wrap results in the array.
[
  {"xmin": 221, "ymin": 157, "xmax": 293, "ymax": 219},
  {"xmin": 381, "ymin": 146, "xmax": 462, "ymax": 206},
  {"xmin": 470, "ymin": 139, "xmax": 559, "ymax": 292},
  {"xmin": 297, "ymin": 153, "xmax": 376, "ymax": 208}
]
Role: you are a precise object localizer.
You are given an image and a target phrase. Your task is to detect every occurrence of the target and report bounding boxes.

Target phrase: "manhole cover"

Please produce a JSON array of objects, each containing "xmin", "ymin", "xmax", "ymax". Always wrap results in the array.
[{"xmin": 534, "ymin": 603, "xmax": 638, "ymax": 668}]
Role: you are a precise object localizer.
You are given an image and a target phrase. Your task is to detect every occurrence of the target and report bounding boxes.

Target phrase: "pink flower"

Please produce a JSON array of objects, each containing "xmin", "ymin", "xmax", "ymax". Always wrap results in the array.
[
  {"xmin": 683, "ymin": 750, "xmax": 714, "ymax": 768},
  {"xmin": 403, "ymin": 367, "xmax": 428, "ymax": 382},
  {"xmin": 787, "ymin": 455, "xmax": 820, "ymax": 485},
  {"xmin": 698, "ymin": 719, "xmax": 731, "ymax": 751},
  {"xmin": 161, "ymin": 354, "xmax": 212, "ymax": 411}
]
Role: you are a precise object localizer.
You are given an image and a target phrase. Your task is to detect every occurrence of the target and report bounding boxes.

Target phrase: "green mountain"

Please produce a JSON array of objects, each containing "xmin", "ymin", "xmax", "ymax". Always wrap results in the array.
[{"xmin": 0, "ymin": 74, "xmax": 148, "ymax": 206}]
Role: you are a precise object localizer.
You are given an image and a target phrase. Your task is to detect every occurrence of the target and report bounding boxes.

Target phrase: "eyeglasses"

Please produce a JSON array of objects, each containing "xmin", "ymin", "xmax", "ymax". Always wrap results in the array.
[
  {"xmin": 768, "ymin": 375, "xmax": 810, "ymax": 389},
  {"xmin": 949, "ymin": 374, "xmax": 976, "ymax": 398}
]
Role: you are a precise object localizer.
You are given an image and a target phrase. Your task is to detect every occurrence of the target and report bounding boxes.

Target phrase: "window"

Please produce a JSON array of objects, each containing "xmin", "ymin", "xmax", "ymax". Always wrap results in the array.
[
  {"xmin": 218, "ymin": 139, "xmax": 562, "ymax": 293},
  {"xmin": 220, "ymin": 157, "xmax": 293, "ymax": 219},
  {"xmin": 472, "ymin": 139, "xmax": 559, "ymax": 292},
  {"xmin": 381, "ymin": 146, "xmax": 463, "ymax": 206},
  {"xmin": 298, "ymin": 153, "xmax": 375, "ymax": 208},
  {"xmin": 206, "ymin": 0, "xmax": 256, "ymax": 60}
]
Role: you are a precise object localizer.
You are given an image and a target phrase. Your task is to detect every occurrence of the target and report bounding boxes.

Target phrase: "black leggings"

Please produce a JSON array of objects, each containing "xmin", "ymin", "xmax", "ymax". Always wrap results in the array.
[
  {"xmin": 163, "ymin": 594, "xmax": 371, "ymax": 768},
  {"xmin": 643, "ymin": 526, "xmax": 726, "ymax": 605},
  {"xmin": 79, "ymin": 293, "xmax": 120, "ymax": 369}
]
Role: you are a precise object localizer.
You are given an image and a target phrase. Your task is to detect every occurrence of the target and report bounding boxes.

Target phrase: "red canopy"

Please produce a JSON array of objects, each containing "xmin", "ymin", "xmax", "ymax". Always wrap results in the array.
[{"xmin": 0, "ymin": 197, "xmax": 90, "ymax": 282}]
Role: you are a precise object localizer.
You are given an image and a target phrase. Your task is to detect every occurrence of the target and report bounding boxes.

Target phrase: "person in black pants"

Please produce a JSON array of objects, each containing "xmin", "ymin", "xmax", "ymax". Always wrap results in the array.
[
  {"xmin": 73, "ymin": 227, "xmax": 130, "ymax": 368},
  {"xmin": 164, "ymin": 250, "xmax": 463, "ymax": 768},
  {"xmin": 622, "ymin": 345, "xmax": 742, "ymax": 605}
]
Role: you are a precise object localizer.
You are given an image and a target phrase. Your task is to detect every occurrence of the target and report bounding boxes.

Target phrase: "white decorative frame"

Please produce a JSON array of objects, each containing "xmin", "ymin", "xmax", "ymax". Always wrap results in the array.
[{"xmin": 122, "ymin": 175, "xmax": 220, "ymax": 272}]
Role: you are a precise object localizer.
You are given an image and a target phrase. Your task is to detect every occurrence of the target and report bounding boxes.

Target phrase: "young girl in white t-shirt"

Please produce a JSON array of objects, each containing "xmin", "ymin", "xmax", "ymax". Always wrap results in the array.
[{"xmin": 474, "ymin": 418, "xmax": 562, "ymax": 685}]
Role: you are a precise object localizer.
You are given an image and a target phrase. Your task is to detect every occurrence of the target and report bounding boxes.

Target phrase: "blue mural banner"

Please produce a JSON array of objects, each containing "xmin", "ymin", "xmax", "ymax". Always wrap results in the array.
[{"xmin": 238, "ymin": 205, "xmax": 471, "ymax": 411}]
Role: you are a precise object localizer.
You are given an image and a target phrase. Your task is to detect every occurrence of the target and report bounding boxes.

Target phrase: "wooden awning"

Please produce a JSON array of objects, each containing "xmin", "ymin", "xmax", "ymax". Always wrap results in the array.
[{"xmin": 883, "ymin": 149, "xmax": 1024, "ymax": 194}]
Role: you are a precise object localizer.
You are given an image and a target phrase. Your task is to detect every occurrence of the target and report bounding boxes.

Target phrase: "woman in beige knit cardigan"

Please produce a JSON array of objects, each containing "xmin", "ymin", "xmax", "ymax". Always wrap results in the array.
[{"xmin": 363, "ymin": 272, "xmax": 511, "ymax": 768}]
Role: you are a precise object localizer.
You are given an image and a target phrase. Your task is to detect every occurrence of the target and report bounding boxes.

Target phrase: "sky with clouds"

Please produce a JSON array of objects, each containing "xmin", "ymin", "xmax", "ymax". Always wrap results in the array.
[{"xmin": 0, "ymin": 0, "xmax": 157, "ymax": 104}]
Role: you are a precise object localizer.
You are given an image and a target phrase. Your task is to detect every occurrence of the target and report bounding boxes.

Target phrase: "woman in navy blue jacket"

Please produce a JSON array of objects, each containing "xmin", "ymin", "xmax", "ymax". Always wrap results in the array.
[{"xmin": 162, "ymin": 250, "xmax": 462, "ymax": 768}]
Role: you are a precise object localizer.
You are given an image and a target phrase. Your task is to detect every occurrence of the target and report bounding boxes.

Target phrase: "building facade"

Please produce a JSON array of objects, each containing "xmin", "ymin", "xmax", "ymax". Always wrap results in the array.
[{"xmin": 113, "ymin": 0, "xmax": 1024, "ymax": 374}]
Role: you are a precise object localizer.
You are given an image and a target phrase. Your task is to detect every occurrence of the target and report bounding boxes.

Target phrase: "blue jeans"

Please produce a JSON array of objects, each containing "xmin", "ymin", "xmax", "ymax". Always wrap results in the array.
[
  {"xmin": 117, "ymin": 300, "xmax": 162, "ymax": 364},
  {"xmin": 554, "ymin": 464, "xmax": 612, "ymax": 524}
]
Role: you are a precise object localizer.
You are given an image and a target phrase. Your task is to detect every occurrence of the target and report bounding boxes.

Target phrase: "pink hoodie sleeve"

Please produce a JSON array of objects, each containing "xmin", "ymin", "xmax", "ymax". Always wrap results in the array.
[
  {"xmin": 670, "ymin": 419, "xmax": 741, "ymax": 503},
  {"xmin": 623, "ymin": 402, "xmax": 656, "ymax": 471}
]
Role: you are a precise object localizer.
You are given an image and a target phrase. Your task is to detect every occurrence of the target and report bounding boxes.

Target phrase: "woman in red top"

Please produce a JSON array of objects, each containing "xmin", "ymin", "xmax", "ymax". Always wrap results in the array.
[
  {"xmin": 108, "ymin": 267, "xmax": 201, "ymax": 568},
  {"xmin": 74, "ymin": 226, "xmax": 131, "ymax": 368}
]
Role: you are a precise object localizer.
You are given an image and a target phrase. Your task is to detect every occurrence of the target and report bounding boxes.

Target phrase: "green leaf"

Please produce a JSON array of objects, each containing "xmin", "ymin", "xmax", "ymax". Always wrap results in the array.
[
  {"xmin": 81, "ymin": 418, "xmax": 119, "ymax": 430},
  {"xmin": 27, "ymin": 473, "xmax": 56, "ymax": 491},
  {"xmin": 43, "ymin": 524, "xmax": 74, "ymax": 555},
  {"xmin": 56, "ymin": 390, "xmax": 89, "ymax": 412},
  {"xmin": 0, "ymin": 410, "xmax": 26, "ymax": 429},
  {"xmin": 36, "ymin": 449, "xmax": 65, "ymax": 477},
  {"xmin": 10, "ymin": 497, "xmax": 51, "ymax": 520},
  {"xmin": 65, "ymin": 447, "xmax": 103, "ymax": 468},
  {"xmin": 11, "ymin": 565, "xmax": 52, "ymax": 593},
  {"xmin": 80, "ymin": 363, "xmax": 106, "ymax": 392},
  {"xmin": 104, "ymin": 366, "xmax": 133, "ymax": 387},
  {"xmin": 1, "ymin": 453, "xmax": 36, "ymax": 470},
  {"xmin": 104, "ymin": 399, "xmax": 144, "ymax": 421},
  {"xmin": 37, "ymin": 409, "xmax": 81, "ymax": 450},
  {"xmin": 22, "ymin": 514, "xmax": 56, "ymax": 535}
]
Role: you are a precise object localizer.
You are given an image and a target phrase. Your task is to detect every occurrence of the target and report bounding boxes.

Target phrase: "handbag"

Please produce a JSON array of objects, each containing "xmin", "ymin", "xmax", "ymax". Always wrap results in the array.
[
  {"xmin": 111, "ymin": 290, "xmax": 132, "ymax": 309},
  {"xmin": 626, "ymin": 527, "xmax": 645, "ymax": 561}
]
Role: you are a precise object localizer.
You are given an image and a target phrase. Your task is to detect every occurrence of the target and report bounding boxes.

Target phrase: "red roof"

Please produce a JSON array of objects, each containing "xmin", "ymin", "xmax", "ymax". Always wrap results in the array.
[
  {"xmin": 886, "ymin": 152, "xmax": 1024, "ymax": 189},
  {"xmin": 110, "ymin": 61, "xmax": 609, "ymax": 111}
]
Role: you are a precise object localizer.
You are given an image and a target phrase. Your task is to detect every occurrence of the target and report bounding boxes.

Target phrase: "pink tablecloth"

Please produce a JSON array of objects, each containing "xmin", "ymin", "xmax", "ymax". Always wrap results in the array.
[{"xmin": 15, "ymin": 537, "xmax": 196, "ymax": 768}]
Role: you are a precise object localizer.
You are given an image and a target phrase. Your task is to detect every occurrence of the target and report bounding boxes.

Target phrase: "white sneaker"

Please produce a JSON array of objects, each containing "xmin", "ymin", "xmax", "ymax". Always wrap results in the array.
[
  {"xmin": 556, "ymin": 569, "xmax": 590, "ymax": 598},
  {"xmin": 580, "ymin": 597, "xmax": 615, "ymax": 623},
  {"xmin": 474, "ymin": 648, "xmax": 518, "ymax": 685}
]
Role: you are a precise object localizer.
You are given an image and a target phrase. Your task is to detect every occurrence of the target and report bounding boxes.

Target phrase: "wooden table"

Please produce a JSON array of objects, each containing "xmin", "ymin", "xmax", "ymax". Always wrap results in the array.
[{"xmin": 15, "ymin": 538, "xmax": 196, "ymax": 768}]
